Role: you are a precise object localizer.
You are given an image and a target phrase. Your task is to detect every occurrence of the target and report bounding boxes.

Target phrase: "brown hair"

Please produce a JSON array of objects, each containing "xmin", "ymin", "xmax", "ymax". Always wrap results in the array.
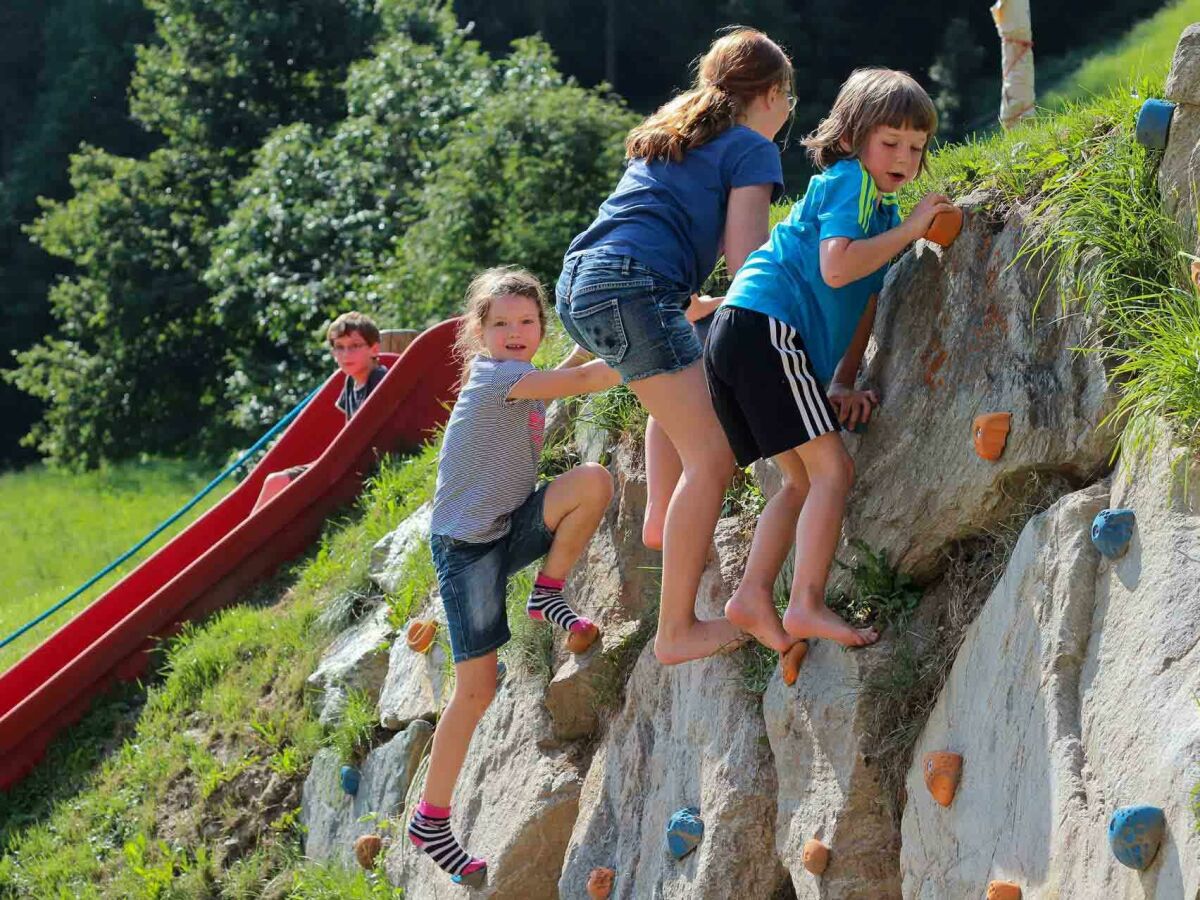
[
  {"xmin": 455, "ymin": 266, "xmax": 546, "ymax": 377},
  {"xmin": 802, "ymin": 68, "xmax": 937, "ymax": 172},
  {"xmin": 327, "ymin": 310, "xmax": 381, "ymax": 346},
  {"xmin": 625, "ymin": 28, "xmax": 793, "ymax": 163}
]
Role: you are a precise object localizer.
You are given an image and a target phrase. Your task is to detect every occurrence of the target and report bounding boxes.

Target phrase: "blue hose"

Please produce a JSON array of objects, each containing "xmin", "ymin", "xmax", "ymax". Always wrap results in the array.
[{"xmin": 0, "ymin": 385, "xmax": 322, "ymax": 652}]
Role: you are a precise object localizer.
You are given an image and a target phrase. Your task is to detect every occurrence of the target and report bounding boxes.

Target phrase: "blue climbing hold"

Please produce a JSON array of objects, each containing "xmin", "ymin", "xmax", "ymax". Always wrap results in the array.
[
  {"xmin": 666, "ymin": 806, "xmax": 704, "ymax": 860},
  {"xmin": 1091, "ymin": 508, "xmax": 1136, "ymax": 560},
  {"xmin": 340, "ymin": 764, "xmax": 361, "ymax": 796},
  {"xmin": 1135, "ymin": 98, "xmax": 1175, "ymax": 151},
  {"xmin": 1108, "ymin": 805, "xmax": 1165, "ymax": 870}
]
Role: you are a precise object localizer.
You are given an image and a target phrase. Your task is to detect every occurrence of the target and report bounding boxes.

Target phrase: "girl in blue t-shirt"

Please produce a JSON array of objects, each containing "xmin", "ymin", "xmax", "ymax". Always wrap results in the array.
[
  {"xmin": 556, "ymin": 27, "xmax": 793, "ymax": 666},
  {"xmin": 706, "ymin": 68, "xmax": 956, "ymax": 653}
]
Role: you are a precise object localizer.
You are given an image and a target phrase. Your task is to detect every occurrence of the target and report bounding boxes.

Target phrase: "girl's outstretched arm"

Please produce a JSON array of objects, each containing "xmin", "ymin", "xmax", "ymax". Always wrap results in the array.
[{"xmin": 507, "ymin": 359, "xmax": 620, "ymax": 402}]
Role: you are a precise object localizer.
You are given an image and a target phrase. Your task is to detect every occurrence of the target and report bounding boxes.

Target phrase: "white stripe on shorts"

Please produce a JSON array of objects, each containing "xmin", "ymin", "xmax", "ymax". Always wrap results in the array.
[{"xmin": 767, "ymin": 317, "xmax": 836, "ymax": 438}]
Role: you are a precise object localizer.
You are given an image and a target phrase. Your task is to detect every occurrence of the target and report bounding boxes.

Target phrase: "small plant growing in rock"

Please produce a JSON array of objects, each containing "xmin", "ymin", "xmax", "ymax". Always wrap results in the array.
[
  {"xmin": 826, "ymin": 539, "xmax": 922, "ymax": 630},
  {"xmin": 327, "ymin": 688, "xmax": 380, "ymax": 765}
]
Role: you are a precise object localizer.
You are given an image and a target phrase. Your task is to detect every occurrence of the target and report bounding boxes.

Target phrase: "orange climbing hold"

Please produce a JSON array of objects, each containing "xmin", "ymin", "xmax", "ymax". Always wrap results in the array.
[
  {"xmin": 406, "ymin": 618, "xmax": 437, "ymax": 654},
  {"xmin": 973, "ymin": 412, "xmax": 1011, "ymax": 462},
  {"xmin": 566, "ymin": 622, "xmax": 601, "ymax": 654},
  {"xmin": 923, "ymin": 751, "xmax": 963, "ymax": 807},
  {"xmin": 587, "ymin": 867, "xmax": 615, "ymax": 899},
  {"xmin": 781, "ymin": 641, "xmax": 809, "ymax": 686},
  {"xmin": 802, "ymin": 838, "xmax": 829, "ymax": 875},
  {"xmin": 925, "ymin": 206, "xmax": 964, "ymax": 248},
  {"xmin": 354, "ymin": 834, "xmax": 383, "ymax": 870},
  {"xmin": 987, "ymin": 881, "xmax": 1021, "ymax": 900},
  {"xmin": 1191, "ymin": 259, "xmax": 1200, "ymax": 288}
]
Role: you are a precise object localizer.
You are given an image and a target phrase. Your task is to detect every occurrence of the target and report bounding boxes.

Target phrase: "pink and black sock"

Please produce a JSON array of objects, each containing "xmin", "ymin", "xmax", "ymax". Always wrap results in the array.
[
  {"xmin": 407, "ymin": 801, "xmax": 487, "ymax": 887},
  {"xmin": 527, "ymin": 573, "xmax": 592, "ymax": 634}
]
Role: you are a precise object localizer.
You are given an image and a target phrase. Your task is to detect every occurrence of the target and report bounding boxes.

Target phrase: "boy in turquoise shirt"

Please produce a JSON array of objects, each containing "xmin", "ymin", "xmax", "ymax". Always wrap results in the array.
[{"xmin": 704, "ymin": 68, "xmax": 955, "ymax": 656}]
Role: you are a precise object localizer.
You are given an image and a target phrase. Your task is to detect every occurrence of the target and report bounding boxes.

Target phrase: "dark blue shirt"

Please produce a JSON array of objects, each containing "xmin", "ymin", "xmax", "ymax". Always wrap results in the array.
[{"xmin": 565, "ymin": 125, "xmax": 784, "ymax": 291}]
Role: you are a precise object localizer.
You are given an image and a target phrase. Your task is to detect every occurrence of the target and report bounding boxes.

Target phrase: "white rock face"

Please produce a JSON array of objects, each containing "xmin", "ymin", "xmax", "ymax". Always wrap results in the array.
[
  {"xmin": 301, "ymin": 720, "xmax": 434, "ymax": 866},
  {"xmin": 307, "ymin": 602, "xmax": 393, "ymax": 725},
  {"xmin": 902, "ymin": 444, "xmax": 1200, "ymax": 898},
  {"xmin": 844, "ymin": 195, "xmax": 1115, "ymax": 581},
  {"xmin": 558, "ymin": 553, "xmax": 788, "ymax": 900},
  {"xmin": 369, "ymin": 501, "xmax": 433, "ymax": 595},
  {"xmin": 1160, "ymin": 24, "xmax": 1200, "ymax": 251},
  {"xmin": 377, "ymin": 602, "xmax": 451, "ymax": 731},
  {"xmin": 388, "ymin": 678, "xmax": 585, "ymax": 900}
]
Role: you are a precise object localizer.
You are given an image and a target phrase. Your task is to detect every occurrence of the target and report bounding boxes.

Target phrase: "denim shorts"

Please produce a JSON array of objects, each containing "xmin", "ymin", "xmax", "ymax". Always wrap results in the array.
[
  {"xmin": 555, "ymin": 251, "xmax": 702, "ymax": 383},
  {"xmin": 430, "ymin": 485, "xmax": 554, "ymax": 663}
]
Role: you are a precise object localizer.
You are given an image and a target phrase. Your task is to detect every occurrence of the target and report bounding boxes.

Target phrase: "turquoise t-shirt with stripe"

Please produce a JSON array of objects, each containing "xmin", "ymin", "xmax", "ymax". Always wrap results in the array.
[{"xmin": 723, "ymin": 158, "xmax": 901, "ymax": 384}]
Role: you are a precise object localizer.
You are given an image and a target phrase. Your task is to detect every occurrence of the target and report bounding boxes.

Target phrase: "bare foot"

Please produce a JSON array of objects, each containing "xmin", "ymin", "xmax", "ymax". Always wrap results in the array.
[
  {"xmin": 781, "ymin": 605, "xmax": 879, "ymax": 647},
  {"xmin": 654, "ymin": 617, "xmax": 744, "ymax": 665},
  {"xmin": 642, "ymin": 509, "xmax": 665, "ymax": 551},
  {"xmin": 725, "ymin": 586, "xmax": 792, "ymax": 652}
]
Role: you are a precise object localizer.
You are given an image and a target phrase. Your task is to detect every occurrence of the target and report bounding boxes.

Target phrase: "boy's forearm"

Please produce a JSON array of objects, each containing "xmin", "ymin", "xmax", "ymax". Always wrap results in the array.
[{"xmin": 821, "ymin": 222, "xmax": 917, "ymax": 288}]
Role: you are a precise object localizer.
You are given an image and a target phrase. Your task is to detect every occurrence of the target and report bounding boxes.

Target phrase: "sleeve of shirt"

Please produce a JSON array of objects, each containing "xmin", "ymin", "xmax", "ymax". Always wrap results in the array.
[
  {"xmin": 728, "ymin": 134, "xmax": 785, "ymax": 201},
  {"xmin": 817, "ymin": 161, "xmax": 876, "ymax": 242},
  {"xmin": 491, "ymin": 360, "xmax": 537, "ymax": 405}
]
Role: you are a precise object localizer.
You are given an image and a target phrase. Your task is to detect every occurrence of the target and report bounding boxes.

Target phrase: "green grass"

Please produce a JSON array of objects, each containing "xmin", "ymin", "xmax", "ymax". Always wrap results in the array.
[
  {"xmin": 0, "ymin": 459, "xmax": 234, "ymax": 674},
  {"xmin": 0, "ymin": 446, "xmax": 439, "ymax": 898},
  {"xmin": 1044, "ymin": 0, "xmax": 1200, "ymax": 107}
]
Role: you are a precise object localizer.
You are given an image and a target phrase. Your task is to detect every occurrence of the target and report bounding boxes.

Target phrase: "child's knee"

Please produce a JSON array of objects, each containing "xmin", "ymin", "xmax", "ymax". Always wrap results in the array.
[
  {"xmin": 578, "ymin": 462, "xmax": 614, "ymax": 506},
  {"xmin": 451, "ymin": 679, "xmax": 496, "ymax": 720}
]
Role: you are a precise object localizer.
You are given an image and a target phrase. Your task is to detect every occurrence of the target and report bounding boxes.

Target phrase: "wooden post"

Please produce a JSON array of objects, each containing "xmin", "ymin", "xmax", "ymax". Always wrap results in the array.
[{"xmin": 991, "ymin": 0, "xmax": 1035, "ymax": 128}]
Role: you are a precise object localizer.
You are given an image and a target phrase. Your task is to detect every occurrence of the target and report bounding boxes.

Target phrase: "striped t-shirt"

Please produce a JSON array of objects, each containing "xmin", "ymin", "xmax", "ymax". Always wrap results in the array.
[{"xmin": 430, "ymin": 356, "xmax": 546, "ymax": 543}]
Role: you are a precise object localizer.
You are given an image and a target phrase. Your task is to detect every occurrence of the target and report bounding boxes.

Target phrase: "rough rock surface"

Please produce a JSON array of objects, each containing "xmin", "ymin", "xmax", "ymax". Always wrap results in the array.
[
  {"xmin": 1160, "ymin": 24, "xmax": 1200, "ymax": 251},
  {"xmin": 369, "ymin": 501, "xmax": 433, "ymax": 595},
  {"xmin": 301, "ymin": 720, "xmax": 434, "ymax": 866},
  {"xmin": 558, "ymin": 549, "xmax": 788, "ymax": 900},
  {"xmin": 389, "ymin": 677, "xmax": 585, "ymax": 900},
  {"xmin": 307, "ymin": 601, "xmax": 393, "ymax": 725},
  {"xmin": 902, "ymin": 443, "xmax": 1200, "ymax": 898},
  {"xmin": 377, "ymin": 601, "xmax": 451, "ymax": 731},
  {"xmin": 841, "ymin": 194, "xmax": 1114, "ymax": 581}
]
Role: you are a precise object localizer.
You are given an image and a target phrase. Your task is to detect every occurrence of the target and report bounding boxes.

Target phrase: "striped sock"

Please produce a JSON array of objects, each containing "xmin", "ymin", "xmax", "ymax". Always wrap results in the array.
[
  {"xmin": 527, "ymin": 573, "xmax": 591, "ymax": 633},
  {"xmin": 407, "ymin": 801, "xmax": 487, "ymax": 886}
]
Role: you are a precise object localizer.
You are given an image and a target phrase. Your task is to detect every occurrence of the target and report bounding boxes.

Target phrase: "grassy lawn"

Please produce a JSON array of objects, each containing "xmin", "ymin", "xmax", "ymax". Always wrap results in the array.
[
  {"xmin": 1044, "ymin": 0, "xmax": 1200, "ymax": 106},
  {"xmin": 0, "ymin": 460, "xmax": 233, "ymax": 674}
]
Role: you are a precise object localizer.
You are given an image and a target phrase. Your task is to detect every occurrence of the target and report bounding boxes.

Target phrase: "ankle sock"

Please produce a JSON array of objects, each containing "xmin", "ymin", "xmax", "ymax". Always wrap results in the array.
[
  {"xmin": 407, "ymin": 801, "xmax": 486, "ymax": 884},
  {"xmin": 527, "ymin": 573, "xmax": 592, "ymax": 633}
]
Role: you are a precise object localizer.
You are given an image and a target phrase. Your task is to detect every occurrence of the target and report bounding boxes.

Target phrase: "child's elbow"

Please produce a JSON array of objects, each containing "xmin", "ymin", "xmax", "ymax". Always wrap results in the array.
[{"xmin": 820, "ymin": 261, "xmax": 845, "ymax": 289}]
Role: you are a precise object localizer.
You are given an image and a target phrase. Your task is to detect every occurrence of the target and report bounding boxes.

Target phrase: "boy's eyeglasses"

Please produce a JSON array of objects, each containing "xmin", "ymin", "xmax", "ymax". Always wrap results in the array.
[{"xmin": 330, "ymin": 343, "xmax": 369, "ymax": 355}]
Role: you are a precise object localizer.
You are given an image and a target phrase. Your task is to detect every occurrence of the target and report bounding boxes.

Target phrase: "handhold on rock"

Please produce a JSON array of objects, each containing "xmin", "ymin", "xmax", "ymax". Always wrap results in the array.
[
  {"xmin": 566, "ymin": 621, "xmax": 600, "ymax": 654},
  {"xmin": 925, "ymin": 206, "xmax": 964, "ymax": 248},
  {"xmin": 406, "ymin": 618, "xmax": 437, "ymax": 654},
  {"xmin": 587, "ymin": 867, "xmax": 616, "ymax": 899},
  {"xmin": 451, "ymin": 865, "xmax": 488, "ymax": 889},
  {"xmin": 339, "ymin": 764, "xmax": 360, "ymax": 795},
  {"xmin": 987, "ymin": 881, "xmax": 1021, "ymax": 900},
  {"xmin": 354, "ymin": 834, "xmax": 383, "ymax": 870},
  {"xmin": 973, "ymin": 412, "xmax": 1011, "ymax": 462},
  {"xmin": 802, "ymin": 838, "xmax": 829, "ymax": 875},
  {"xmin": 1091, "ymin": 508, "xmax": 1136, "ymax": 560},
  {"xmin": 781, "ymin": 641, "xmax": 809, "ymax": 686},
  {"xmin": 665, "ymin": 806, "xmax": 704, "ymax": 859},
  {"xmin": 922, "ymin": 751, "xmax": 963, "ymax": 807},
  {"xmin": 1108, "ymin": 805, "xmax": 1165, "ymax": 870},
  {"xmin": 1135, "ymin": 98, "xmax": 1175, "ymax": 151},
  {"xmin": 1191, "ymin": 260, "xmax": 1200, "ymax": 289}
]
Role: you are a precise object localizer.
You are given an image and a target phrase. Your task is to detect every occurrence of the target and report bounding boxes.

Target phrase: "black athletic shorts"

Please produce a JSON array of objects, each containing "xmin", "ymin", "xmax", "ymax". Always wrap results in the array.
[{"xmin": 703, "ymin": 305, "xmax": 839, "ymax": 467}]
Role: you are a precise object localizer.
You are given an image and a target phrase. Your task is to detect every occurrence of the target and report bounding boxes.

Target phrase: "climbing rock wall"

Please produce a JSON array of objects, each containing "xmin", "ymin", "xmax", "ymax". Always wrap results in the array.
[
  {"xmin": 557, "ymin": 536, "xmax": 788, "ymax": 900},
  {"xmin": 901, "ymin": 443, "xmax": 1200, "ymax": 898},
  {"xmin": 1159, "ymin": 23, "xmax": 1200, "ymax": 252}
]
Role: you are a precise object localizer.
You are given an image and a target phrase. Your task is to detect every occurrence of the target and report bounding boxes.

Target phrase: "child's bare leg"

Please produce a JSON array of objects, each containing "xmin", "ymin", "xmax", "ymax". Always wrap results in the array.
[
  {"xmin": 251, "ymin": 472, "xmax": 292, "ymax": 513},
  {"xmin": 629, "ymin": 363, "xmax": 743, "ymax": 665},
  {"xmin": 643, "ymin": 416, "xmax": 681, "ymax": 551},
  {"xmin": 780, "ymin": 434, "xmax": 878, "ymax": 647},
  {"xmin": 726, "ymin": 452, "xmax": 809, "ymax": 652},
  {"xmin": 540, "ymin": 462, "xmax": 614, "ymax": 578},
  {"xmin": 410, "ymin": 652, "xmax": 496, "ymax": 884}
]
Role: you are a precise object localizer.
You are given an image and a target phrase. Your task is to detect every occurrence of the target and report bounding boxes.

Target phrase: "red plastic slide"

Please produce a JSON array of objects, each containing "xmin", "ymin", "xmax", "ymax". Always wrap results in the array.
[{"xmin": 0, "ymin": 318, "xmax": 462, "ymax": 791}]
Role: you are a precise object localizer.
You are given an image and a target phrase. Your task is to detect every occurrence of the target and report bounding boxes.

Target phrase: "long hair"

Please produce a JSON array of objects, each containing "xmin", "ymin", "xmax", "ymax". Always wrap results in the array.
[
  {"xmin": 625, "ymin": 28, "xmax": 792, "ymax": 163},
  {"xmin": 454, "ymin": 266, "xmax": 546, "ymax": 381},
  {"xmin": 802, "ymin": 68, "xmax": 938, "ymax": 172}
]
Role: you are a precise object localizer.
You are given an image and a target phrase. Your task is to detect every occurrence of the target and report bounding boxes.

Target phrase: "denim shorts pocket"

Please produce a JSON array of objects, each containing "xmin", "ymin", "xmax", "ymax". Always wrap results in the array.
[{"xmin": 569, "ymin": 295, "xmax": 630, "ymax": 366}]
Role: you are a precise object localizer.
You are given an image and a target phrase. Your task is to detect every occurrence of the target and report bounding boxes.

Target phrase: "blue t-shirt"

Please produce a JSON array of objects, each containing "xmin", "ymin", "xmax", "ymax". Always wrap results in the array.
[
  {"xmin": 724, "ymin": 159, "xmax": 901, "ymax": 384},
  {"xmin": 565, "ymin": 125, "xmax": 784, "ymax": 292}
]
